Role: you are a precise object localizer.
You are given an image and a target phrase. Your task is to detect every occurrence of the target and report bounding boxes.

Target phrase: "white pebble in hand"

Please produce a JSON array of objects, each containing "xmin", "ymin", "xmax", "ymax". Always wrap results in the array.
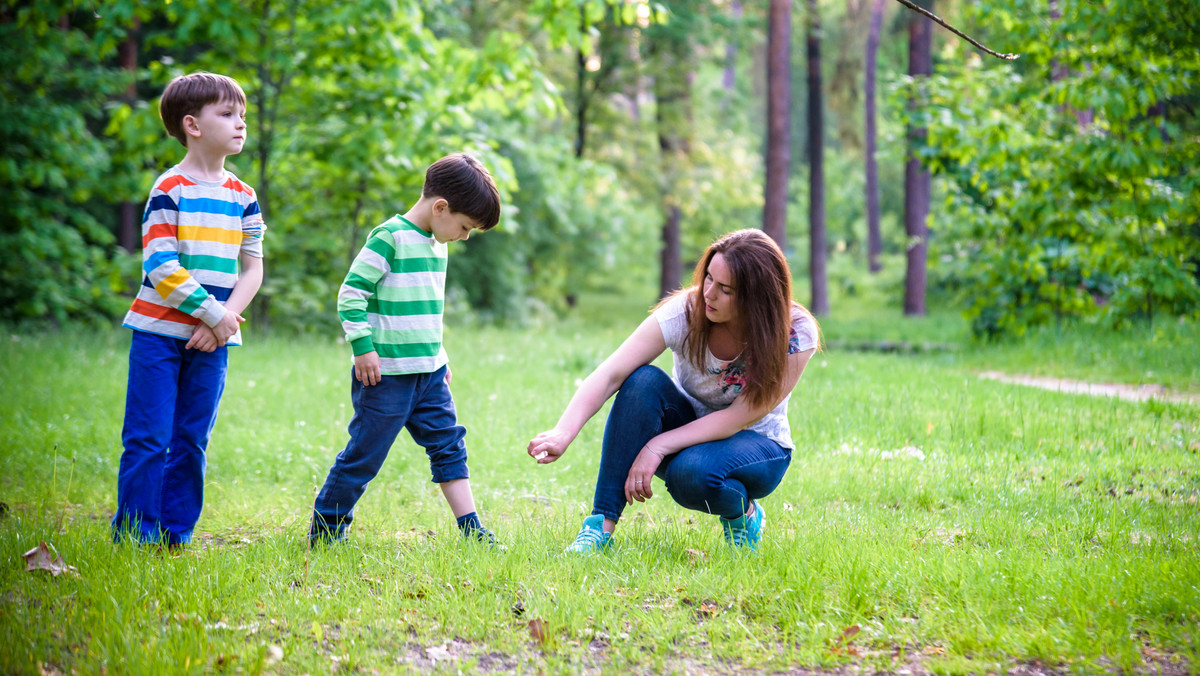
[{"xmin": 534, "ymin": 451, "xmax": 548, "ymax": 461}]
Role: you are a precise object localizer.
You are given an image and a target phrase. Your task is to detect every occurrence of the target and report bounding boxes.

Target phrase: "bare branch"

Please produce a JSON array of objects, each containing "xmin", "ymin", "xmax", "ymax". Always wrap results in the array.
[{"xmin": 891, "ymin": 0, "xmax": 1019, "ymax": 60}]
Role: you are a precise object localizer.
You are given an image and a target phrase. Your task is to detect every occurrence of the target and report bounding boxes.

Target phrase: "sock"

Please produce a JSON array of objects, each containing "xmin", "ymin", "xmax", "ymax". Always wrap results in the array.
[{"xmin": 456, "ymin": 511, "xmax": 482, "ymax": 535}]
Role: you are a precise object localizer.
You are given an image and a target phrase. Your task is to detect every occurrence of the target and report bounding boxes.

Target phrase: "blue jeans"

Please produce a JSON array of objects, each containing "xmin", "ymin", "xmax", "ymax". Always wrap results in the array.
[
  {"xmin": 592, "ymin": 365, "xmax": 792, "ymax": 522},
  {"xmin": 113, "ymin": 330, "xmax": 228, "ymax": 545},
  {"xmin": 310, "ymin": 365, "xmax": 469, "ymax": 541}
]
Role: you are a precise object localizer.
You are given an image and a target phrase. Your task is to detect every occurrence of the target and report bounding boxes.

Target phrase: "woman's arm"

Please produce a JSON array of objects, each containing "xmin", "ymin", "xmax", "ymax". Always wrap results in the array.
[
  {"xmin": 527, "ymin": 314, "xmax": 667, "ymax": 463},
  {"xmin": 625, "ymin": 347, "xmax": 815, "ymax": 503},
  {"xmin": 649, "ymin": 347, "xmax": 815, "ymax": 455}
]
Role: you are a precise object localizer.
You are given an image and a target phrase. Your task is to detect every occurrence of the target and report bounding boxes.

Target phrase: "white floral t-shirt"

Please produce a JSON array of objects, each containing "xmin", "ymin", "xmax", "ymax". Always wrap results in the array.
[{"xmin": 653, "ymin": 292, "xmax": 819, "ymax": 450}]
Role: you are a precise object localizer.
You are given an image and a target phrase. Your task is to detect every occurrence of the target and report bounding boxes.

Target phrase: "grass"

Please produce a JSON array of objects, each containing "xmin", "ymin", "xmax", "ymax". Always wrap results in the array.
[{"xmin": 1, "ymin": 293, "xmax": 1198, "ymax": 674}]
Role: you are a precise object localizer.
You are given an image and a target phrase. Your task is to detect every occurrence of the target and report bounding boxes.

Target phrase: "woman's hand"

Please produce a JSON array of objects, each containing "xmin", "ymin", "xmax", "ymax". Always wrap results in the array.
[
  {"xmin": 625, "ymin": 444, "xmax": 667, "ymax": 504},
  {"xmin": 527, "ymin": 428, "xmax": 572, "ymax": 464}
]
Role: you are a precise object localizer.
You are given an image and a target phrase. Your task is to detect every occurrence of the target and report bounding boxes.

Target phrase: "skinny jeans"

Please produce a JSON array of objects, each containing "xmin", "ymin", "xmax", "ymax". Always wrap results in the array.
[{"xmin": 592, "ymin": 365, "xmax": 791, "ymax": 523}]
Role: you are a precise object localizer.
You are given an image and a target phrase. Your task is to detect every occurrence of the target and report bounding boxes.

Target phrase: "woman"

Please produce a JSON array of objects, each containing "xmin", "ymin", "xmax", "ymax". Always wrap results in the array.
[{"xmin": 527, "ymin": 229, "xmax": 820, "ymax": 552}]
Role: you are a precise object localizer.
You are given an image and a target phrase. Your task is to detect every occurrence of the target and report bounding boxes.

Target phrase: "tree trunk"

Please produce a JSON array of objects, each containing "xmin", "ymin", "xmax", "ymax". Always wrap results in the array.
[
  {"xmin": 1050, "ymin": 1, "xmax": 1094, "ymax": 130},
  {"xmin": 722, "ymin": 0, "xmax": 742, "ymax": 109},
  {"xmin": 807, "ymin": 0, "xmax": 828, "ymax": 315},
  {"xmin": 575, "ymin": 6, "xmax": 588, "ymax": 158},
  {"xmin": 763, "ymin": 0, "xmax": 791, "ymax": 249},
  {"xmin": 865, "ymin": 0, "xmax": 884, "ymax": 274},
  {"xmin": 118, "ymin": 17, "xmax": 140, "ymax": 253},
  {"xmin": 659, "ymin": 204, "xmax": 683, "ymax": 298},
  {"xmin": 653, "ymin": 32, "xmax": 691, "ymax": 298},
  {"xmin": 903, "ymin": 0, "xmax": 932, "ymax": 316}
]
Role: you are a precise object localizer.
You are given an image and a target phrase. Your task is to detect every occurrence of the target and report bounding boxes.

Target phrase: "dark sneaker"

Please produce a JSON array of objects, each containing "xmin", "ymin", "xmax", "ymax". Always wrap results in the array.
[
  {"xmin": 564, "ymin": 514, "xmax": 612, "ymax": 554},
  {"xmin": 720, "ymin": 500, "xmax": 765, "ymax": 550},
  {"xmin": 308, "ymin": 521, "xmax": 347, "ymax": 548},
  {"xmin": 463, "ymin": 524, "xmax": 504, "ymax": 549}
]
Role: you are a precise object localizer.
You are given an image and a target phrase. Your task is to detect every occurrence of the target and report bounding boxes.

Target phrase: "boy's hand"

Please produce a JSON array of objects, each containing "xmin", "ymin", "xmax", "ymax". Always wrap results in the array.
[
  {"xmin": 355, "ymin": 351, "xmax": 382, "ymax": 386},
  {"xmin": 212, "ymin": 311, "xmax": 244, "ymax": 344},
  {"xmin": 527, "ymin": 428, "xmax": 571, "ymax": 464},
  {"xmin": 187, "ymin": 323, "xmax": 219, "ymax": 352}
]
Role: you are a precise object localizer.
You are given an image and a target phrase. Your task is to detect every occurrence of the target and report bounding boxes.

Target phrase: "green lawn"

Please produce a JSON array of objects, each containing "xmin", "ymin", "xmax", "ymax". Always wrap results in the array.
[{"xmin": 1, "ymin": 299, "xmax": 1197, "ymax": 674}]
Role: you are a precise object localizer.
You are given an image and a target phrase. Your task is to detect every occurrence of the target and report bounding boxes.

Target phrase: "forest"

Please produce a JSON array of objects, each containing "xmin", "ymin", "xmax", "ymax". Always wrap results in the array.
[
  {"xmin": 3, "ymin": 3, "xmax": 1200, "ymax": 674},
  {"xmin": 3, "ymin": 0, "xmax": 1196, "ymax": 336}
]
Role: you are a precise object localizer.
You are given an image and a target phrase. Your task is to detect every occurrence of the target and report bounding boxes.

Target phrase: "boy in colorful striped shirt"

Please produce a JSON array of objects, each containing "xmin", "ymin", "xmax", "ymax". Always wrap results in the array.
[
  {"xmin": 113, "ymin": 72, "xmax": 266, "ymax": 546},
  {"xmin": 310, "ymin": 153, "xmax": 501, "ymax": 546}
]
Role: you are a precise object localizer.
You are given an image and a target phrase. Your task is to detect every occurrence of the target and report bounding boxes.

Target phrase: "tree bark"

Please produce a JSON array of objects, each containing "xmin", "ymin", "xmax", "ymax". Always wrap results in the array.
[
  {"xmin": 865, "ymin": 0, "xmax": 884, "ymax": 274},
  {"xmin": 763, "ymin": 0, "xmax": 791, "ymax": 249},
  {"xmin": 807, "ymin": 0, "xmax": 829, "ymax": 315},
  {"xmin": 659, "ymin": 204, "xmax": 683, "ymax": 299},
  {"xmin": 575, "ymin": 6, "xmax": 588, "ymax": 158},
  {"xmin": 903, "ymin": 0, "xmax": 931, "ymax": 316},
  {"xmin": 653, "ymin": 30, "xmax": 691, "ymax": 298}
]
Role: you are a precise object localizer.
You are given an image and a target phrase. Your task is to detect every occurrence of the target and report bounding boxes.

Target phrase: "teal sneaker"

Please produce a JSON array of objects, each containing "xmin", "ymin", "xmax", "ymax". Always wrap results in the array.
[
  {"xmin": 720, "ymin": 500, "xmax": 765, "ymax": 550},
  {"xmin": 565, "ymin": 514, "xmax": 612, "ymax": 554}
]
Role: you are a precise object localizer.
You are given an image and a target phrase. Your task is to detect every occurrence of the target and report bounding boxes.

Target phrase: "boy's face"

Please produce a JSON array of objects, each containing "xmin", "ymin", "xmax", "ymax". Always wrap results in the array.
[
  {"xmin": 185, "ymin": 98, "xmax": 247, "ymax": 156},
  {"xmin": 430, "ymin": 200, "xmax": 483, "ymax": 243}
]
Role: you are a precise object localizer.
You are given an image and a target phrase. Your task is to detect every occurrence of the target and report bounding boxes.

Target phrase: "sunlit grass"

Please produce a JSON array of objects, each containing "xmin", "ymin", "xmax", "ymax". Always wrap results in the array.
[{"xmin": 0, "ymin": 298, "xmax": 1197, "ymax": 673}]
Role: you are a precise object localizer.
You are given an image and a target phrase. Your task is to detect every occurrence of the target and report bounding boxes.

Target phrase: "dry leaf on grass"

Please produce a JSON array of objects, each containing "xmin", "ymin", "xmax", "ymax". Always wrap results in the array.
[
  {"xmin": 829, "ymin": 624, "xmax": 861, "ymax": 656},
  {"xmin": 922, "ymin": 644, "xmax": 947, "ymax": 656},
  {"xmin": 22, "ymin": 542, "xmax": 78, "ymax": 578},
  {"xmin": 528, "ymin": 618, "xmax": 550, "ymax": 646}
]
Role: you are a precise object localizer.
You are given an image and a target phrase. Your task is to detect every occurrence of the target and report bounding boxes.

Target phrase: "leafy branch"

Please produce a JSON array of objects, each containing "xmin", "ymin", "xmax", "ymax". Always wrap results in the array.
[{"xmin": 892, "ymin": 0, "xmax": 1020, "ymax": 60}]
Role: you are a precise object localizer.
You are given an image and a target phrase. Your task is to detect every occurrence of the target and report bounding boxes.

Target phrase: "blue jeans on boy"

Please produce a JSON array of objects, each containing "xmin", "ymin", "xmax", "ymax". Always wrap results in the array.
[
  {"xmin": 592, "ymin": 365, "xmax": 791, "ymax": 523},
  {"xmin": 310, "ymin": 365, "xmax": 469, "ymax": 542},
  {"xmin": 113, "ymin": 330, "xmax": 228, "ymax": 545}
]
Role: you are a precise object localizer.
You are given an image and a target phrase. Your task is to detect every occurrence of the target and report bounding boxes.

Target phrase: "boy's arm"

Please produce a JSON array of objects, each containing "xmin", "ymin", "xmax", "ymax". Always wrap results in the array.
[
  {"xmin": 225, "ymin": 251, "xmax": 264, "ymax": 317},
  {"xmin": 337, "ymin": 227, "xmax": 392, "ymax": 358},
  {"xmin": 191, "ymin": 252, "xmax": 263, "ymax": 347},
  {"xmin": 142, "ymin": 185, "xmax": 229, "ymax": 329}
]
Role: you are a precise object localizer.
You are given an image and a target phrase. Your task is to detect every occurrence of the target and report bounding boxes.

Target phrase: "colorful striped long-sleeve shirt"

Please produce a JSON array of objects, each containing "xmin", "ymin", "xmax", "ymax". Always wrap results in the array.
[
  {"xmin": 122, "ymin": 166, "xmax": 266, "ymax": 345},
  {"xmin": 338, "ymin": 215, "xmax": 449, "ymax": 375}
]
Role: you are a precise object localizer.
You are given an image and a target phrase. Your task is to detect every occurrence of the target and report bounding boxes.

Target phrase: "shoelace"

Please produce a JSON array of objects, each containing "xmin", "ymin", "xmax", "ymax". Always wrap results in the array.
[
  {"xmin": 570, "ymin": 526, "xmax": 607, "ymax": 550},
  {"xmin": 724, "ymin": 522, "xmax": 753, "ymax": 546}
]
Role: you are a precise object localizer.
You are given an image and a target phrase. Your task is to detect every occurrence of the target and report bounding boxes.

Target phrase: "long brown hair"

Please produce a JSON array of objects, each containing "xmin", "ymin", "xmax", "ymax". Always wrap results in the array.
[{"xmin": 658, "ymin": 229, "xmax": 818, "ymax": 409}]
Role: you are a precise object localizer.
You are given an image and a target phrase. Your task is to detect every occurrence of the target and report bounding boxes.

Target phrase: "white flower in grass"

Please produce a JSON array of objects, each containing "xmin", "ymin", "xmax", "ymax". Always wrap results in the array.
[{"xmin": 881, "ymin": 446, "xmax": 925, "ymax": 461}]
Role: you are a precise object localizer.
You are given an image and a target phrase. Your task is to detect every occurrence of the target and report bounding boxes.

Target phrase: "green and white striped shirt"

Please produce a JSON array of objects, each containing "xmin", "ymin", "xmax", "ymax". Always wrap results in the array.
[{"xmin": 338, "ymin": 215, "xmax": 448, "ymax": 375}]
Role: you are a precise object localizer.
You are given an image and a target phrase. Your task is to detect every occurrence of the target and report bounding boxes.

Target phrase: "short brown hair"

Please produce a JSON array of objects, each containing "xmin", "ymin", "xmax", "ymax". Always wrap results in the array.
[
  {"xmin": 422, "ymin": 153, "xmax": 501, "ymax": 230},
  {"xmin": 159, "ymin": 72, "xmax": 247, "ymax": 148}
]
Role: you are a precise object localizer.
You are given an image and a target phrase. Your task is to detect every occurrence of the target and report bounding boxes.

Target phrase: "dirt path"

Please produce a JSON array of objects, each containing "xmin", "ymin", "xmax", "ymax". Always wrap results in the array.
[{"xmin": 978, "ymin": 371, "xmax": 1200, "ymax": 405}]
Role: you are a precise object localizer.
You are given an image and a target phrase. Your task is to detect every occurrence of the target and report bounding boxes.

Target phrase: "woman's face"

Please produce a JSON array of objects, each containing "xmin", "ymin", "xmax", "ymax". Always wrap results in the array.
[{"xmin": 702, "ymin": 253, "xmax": 738, "ymax": 325}]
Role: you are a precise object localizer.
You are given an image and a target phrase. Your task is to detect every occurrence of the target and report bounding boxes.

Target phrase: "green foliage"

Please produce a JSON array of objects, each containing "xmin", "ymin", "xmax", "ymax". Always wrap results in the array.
[
  {"xmin": 905, "ymin": 0, "xmax": 1200, "ymax": 338},
  {"xmin": 452, "ymin": 129, "xmax": 658, "ymax": 322},
  {"xmin": 0, "ymin": 5, "xmax": 137, "ymax": 324}
]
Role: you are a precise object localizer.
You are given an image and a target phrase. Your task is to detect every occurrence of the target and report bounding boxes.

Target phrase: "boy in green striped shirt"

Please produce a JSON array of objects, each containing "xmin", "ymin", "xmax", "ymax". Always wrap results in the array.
[{"xmin": 310, "ymin": 153, "xmax": 502, "ymax": 546}]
